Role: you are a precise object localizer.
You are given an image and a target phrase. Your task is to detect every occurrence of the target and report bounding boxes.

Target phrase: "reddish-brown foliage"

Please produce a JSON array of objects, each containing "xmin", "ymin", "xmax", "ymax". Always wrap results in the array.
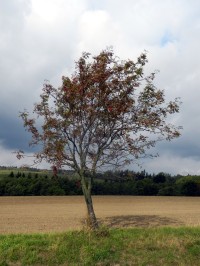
[
  {"xmin": 18, "ymin": 48, "xmax": 181, "ymax": 228},
  {"xmin": 19, "ymin": 48, "xmax": 181, "ymax": 173}
]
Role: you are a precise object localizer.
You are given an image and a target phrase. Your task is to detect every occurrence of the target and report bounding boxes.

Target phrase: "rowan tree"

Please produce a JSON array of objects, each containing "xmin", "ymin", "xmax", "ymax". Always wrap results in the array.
[{"xmin": 18, "ymin": 48, "xmax": 181, "ymax": 229}]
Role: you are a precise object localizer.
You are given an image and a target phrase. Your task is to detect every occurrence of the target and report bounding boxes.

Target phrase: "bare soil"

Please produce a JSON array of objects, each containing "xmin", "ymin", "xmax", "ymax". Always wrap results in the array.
[{"xmin": 0, "ymin": 196, "xmax": 199, "ymax": 234}]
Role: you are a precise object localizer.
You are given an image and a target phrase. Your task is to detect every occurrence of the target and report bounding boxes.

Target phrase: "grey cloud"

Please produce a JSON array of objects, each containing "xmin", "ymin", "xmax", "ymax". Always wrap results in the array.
[
  {"xmin": 0, "ymin": 0, "xmax": 85, "ymax": 155},
  {"xmin": 0, "ymin": 113, "xmax": 32, "ymax": 151},
  {"xmin": 0, "ymin": 0, "xmax": 200, "ymax": 173},
  {"xmin": 0, "ymin": 0, "xmax": 31, "ymax": 29}
]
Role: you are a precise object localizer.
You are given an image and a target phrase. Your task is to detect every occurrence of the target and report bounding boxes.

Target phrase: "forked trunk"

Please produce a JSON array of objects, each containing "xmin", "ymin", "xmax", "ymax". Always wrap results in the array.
[{"xmin": 81, "ymin": 176, "xmax": 98, "ymax": 229}]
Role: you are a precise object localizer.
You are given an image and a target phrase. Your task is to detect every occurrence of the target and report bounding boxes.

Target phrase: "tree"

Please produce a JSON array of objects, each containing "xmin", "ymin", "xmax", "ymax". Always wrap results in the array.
[
  {"xmin": 153, "ymin": 172, "xmax": 167, "ymax": 183},
  {"xmin": 181, "ymin": 180, "xmax": 199, "ymax": 196},
  {"xmin": 8, "ymin": 171, "xmax": 14, "ymax": 178},
  {"xmin": 18, "ymin": 48, "xmax": 181, "ymax": 229}
]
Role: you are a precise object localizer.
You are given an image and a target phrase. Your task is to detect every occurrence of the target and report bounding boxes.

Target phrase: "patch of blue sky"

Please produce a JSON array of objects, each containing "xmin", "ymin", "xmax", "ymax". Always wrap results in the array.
[{"xmin": 160, "ymin": 31, "xmax": 176, "ymax": 47}]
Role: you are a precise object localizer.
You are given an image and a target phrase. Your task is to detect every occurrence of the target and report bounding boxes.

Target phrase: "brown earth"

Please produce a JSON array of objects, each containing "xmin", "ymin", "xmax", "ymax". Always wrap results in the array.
[{"xmin": 0, "ymin": 196, "xmax": 199, "ymax": 234}]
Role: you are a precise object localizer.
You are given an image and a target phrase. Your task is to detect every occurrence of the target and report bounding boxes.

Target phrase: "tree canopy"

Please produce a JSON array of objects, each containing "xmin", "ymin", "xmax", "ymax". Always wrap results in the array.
[{"xmin": 18, "ymin": 48, "xmax": 181, "ymax": 228}]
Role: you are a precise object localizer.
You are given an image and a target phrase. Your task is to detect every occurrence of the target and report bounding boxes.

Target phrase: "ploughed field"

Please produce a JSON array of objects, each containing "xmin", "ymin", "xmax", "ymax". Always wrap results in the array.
[{"xmin": 0, "ymin": 196, "xmax": 199, "ymax": 234}]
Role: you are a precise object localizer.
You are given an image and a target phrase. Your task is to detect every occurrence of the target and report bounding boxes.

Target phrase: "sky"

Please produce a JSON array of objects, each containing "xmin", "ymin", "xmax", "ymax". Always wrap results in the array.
[{"xmin": 0, "ymin": 0, "xmax": 200, "ymax": 175}]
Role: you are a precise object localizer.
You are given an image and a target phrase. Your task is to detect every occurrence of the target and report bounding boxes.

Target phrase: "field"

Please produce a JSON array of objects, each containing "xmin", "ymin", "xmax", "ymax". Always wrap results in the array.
[
  {"xmin": 0, "ymin": 196, "xmax": 200, "ymax": 234},
  {"xmin": 0, "ymin": 169, "xmax": 49, "ymax": 178},
  {"xmin": 0, "ymin": 196, "xmax": 200, "ymax": 265}
]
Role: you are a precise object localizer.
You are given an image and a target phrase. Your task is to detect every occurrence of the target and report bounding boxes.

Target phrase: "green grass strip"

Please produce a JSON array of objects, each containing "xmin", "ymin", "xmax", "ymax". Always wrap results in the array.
[{"xmin": 0, "ymin": 227, "xmax": 199, "ymax": 265}]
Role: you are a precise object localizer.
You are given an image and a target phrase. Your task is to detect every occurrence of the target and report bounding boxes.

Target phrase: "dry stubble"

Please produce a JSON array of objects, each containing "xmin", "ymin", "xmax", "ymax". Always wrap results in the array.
[{"xmin": 0, "ymin": 196, "xmax": 199, "ymax": 234}]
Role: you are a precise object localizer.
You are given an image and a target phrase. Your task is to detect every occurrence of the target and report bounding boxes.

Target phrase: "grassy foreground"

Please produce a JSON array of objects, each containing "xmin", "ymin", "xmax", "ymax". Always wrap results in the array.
[{"xmin": 0, "ymin": 227, "xmax": 199, "ymax": 266}]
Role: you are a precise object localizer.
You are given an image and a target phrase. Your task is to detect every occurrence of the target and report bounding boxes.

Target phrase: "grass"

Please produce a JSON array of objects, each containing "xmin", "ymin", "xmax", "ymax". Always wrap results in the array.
[
  {"xmin": 0, "ymin": 227, "xmax": 199, "ymax": 265},
  {"xmin": 0, "ymin": 169, "xmax": 49, "ymax": 179}
]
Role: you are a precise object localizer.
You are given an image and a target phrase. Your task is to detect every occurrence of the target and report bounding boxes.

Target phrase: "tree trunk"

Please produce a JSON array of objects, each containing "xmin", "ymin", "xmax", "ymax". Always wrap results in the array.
[{"xmin": 81, "ymin": 176, "xmax": 98, "ymax": 229}]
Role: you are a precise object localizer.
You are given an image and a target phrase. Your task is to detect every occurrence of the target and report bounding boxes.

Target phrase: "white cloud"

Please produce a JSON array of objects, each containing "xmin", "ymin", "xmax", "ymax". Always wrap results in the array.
[
  {"xmin": 0, "ymin": 143, "xmax": 29, "ymax": 167},
  {"xmin": 143, "ymin": 154, "xmax": 200, "ymax": 175},
  {"xmin": 0, "ymin": 143, "xmax": 51, "ymax": 169},
  {"xmin": 76, "ymin": 10, "xmax": 122, "ymax": 56}
]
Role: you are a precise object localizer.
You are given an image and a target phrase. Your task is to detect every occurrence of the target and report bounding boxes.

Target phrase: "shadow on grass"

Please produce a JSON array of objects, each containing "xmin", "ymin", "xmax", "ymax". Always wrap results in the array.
[{"xmin": 100, "ymin": 215, "xmax": 184, "ymax": 228}]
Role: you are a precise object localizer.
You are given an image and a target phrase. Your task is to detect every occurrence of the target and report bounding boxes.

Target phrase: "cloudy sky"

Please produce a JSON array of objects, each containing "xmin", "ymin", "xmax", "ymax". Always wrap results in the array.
[{"xmin": 0, "ymin": 0, "xmax": 200, "ymax": 175}]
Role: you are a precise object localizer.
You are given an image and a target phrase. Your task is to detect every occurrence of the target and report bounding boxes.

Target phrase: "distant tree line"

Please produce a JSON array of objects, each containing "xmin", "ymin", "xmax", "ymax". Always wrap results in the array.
[{"xmin": 0, "ymin": 170, "xmax": 199, "ymax": 196}]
